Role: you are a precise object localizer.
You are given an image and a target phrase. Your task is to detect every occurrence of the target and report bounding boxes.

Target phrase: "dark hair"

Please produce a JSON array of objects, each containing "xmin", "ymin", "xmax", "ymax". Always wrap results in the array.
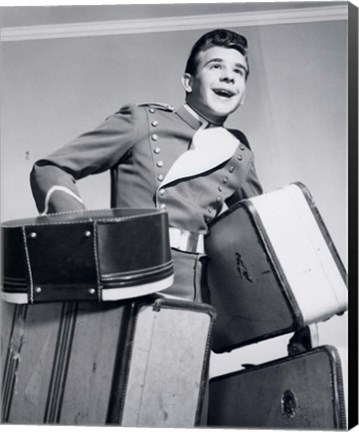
[{"xmin": 185, "ymin": 29, "xmax": 249, "ymax": 78}]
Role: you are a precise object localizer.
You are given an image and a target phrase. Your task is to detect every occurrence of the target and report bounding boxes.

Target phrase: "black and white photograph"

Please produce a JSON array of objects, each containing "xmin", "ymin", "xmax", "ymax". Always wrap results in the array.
[{"xmin": 0, "ymin": 1, "xmax": 357, "ymax": 429}]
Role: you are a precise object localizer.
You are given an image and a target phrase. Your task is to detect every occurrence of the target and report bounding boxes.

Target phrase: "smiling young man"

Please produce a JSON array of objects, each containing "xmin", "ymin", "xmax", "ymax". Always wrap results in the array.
[
  {"xmin": 30, "ymin": 29, "xmax": 263, "ymax": 301},
  {"xmin": 183, "ymin": 39, "xmax": 248, "ymax": 124}
]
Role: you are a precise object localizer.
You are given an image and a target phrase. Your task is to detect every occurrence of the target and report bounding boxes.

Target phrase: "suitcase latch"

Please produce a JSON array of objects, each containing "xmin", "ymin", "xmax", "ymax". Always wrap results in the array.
[{"xmin": 281, "ymin": 389, "xmax": 297, "ymax": 418}]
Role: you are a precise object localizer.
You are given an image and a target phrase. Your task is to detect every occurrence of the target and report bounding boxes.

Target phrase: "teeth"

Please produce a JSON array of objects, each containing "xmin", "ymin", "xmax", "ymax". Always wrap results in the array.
[{"xmin": 213, "ymin": 89, "xmax": 234, "ymax": 97}]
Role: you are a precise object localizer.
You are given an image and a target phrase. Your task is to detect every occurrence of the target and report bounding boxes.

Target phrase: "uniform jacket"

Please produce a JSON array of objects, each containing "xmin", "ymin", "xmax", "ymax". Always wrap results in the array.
[{"xmin": 31, "ymin": 103, "xmax": 263, "ymax": 235}]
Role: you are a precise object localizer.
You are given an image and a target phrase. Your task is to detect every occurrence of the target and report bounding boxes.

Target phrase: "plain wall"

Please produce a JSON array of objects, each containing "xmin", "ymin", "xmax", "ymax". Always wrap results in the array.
[
  {"xmin": 1, "ymin": 11, "xmax": 348, "ymax": 365},
  {"xmin": 2, "ymin": 20, "xmax": 347, "ymax": 263}
]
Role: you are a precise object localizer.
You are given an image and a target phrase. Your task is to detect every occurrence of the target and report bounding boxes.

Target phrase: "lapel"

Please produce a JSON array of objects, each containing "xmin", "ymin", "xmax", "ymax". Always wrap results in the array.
[{"xmin": 162, "ymin": 107, "xmax": 239, "ymax": 188}]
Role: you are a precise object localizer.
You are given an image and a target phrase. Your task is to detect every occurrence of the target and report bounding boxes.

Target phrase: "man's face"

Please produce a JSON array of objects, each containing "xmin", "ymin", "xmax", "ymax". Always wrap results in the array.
[{"xmin": 183, "ymin": 46, "xmax": 248, "ymax": 124}]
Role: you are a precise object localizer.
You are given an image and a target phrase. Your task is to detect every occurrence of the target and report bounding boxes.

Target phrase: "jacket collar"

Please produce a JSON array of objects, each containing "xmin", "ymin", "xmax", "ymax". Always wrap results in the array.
[
  {"xmin": 176, "ymin": 104, "xmax": 203, "ymax": 130},
  {"xmin": 176, "ymin": 103, "xmax": 224, "ymax": 130}
]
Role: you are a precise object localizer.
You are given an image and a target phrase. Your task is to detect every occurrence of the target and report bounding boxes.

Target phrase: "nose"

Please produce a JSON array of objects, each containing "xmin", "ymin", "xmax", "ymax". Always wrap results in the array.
[{"xmin": 219, "ymin": 69, "xmax": 235, "ymax": 84}]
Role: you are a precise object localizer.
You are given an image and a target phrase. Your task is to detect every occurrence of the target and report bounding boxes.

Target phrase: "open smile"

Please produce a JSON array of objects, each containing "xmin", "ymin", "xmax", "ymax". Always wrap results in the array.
[{"xmin": 212, "ymin": 88, "xmax": 237, "ymax": 98}]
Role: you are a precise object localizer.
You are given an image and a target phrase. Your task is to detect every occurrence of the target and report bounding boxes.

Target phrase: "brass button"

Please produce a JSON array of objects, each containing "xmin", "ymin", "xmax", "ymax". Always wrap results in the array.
[
  {"xmin": 154, "ymin": 147, "xmax": 161, "ymax": 154},
  {"xmin": 240, "ymin": 144, "xmax": 245, "ymax": 151},
  {"xmin": 218, "ymin": 186, "xmax": 223, "ymax": 192},
  {"xmin": 160, "ymin": 203, "xmax": 166, "ymax": 209},
  {"xmin": 151, "ymin": 134, "xmax": 158, "ymax": 141},
  {"xmin": 208, "ymin": 206, "xmax": 214, "ymax": 214},
  {"xmin": 229, "ymin": 166, "xmax": 235, "ymax": 173},
  {"xmin": 84, "ymin": 230, "xmax": 92, "ymax": 237},
  {"xmin": 237, "ymin": 155, "xmax": 243, "ymax": 161},
  {"xmin": 157, "ymin": 161, "xmax": 164, "ymax": 168},
  {"xmin": 149, "ymin": 108, "xmax": 155, "ymax": 113},
  {"xmin": 28, "ymin": 232, "xmax": 37, "ymax": 239},
  {"xmin": 223, "ymin": 176, "xmax": 228, "ymax": 184},
  {"xmin": 159, "ymin": 189, "xmax": 166, "ymax": 197},
  {"xmin": 88, "ymin": 288, "xmax": 96, "ymax": 295},
  {"xmin": 216, "ymin": 196, "xmax": 222, "ymax": 202},
  {"xmin": 157, "ymin": 174, "xmax": 164, "ymax": 181},
  {"xmin": 151, "ymin": 121, "xmax": 158, "ymax": 127},
  {"xmin": 35, "ymin": 286, "xmax": 42, "ymax": 294}
]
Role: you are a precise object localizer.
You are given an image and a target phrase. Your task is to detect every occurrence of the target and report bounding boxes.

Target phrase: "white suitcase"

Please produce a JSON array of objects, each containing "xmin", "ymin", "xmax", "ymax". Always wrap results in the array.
[{"xmin": 204, "ymin": 182, "xmax": 347, "ymax": 352}]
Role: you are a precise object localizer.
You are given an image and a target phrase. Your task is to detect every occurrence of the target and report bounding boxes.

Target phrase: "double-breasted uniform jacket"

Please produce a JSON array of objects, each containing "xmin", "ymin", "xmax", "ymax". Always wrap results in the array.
[{"xmin": 30, "ymin": 103, "xmax": 263, "ymax": 300}]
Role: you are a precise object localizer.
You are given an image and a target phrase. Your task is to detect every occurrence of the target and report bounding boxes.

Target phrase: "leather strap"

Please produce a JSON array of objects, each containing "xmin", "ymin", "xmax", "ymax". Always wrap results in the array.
[{"xmin": 169, "ymin": 227, "xmax": 205, "ymax": 254}]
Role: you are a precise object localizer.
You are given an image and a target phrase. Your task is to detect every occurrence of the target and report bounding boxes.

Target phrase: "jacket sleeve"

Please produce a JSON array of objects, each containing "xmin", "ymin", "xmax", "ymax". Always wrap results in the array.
[{"xmin": 30, "ymin": 104, "xmax": 138, "ymax": 214}]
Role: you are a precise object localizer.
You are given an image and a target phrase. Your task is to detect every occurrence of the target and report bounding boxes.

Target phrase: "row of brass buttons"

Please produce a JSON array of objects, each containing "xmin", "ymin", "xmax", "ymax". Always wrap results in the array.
[
  {"xmin": 205, "ymin": 142, "xmax": 246, "ymax": 223},
  {"xmin": 149, "ymin": 108, "xmax": 167, "ymax": 209},
  {"xmin": 149, "ymin": 107, "xmax": 247, "ymax": 215}
]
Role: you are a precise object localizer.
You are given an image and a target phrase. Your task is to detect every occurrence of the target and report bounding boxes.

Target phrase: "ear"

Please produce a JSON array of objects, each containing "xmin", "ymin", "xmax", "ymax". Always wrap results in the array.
[{"xmin": 182, "ymin": 73, "xmax": 193, "ymax": 93}]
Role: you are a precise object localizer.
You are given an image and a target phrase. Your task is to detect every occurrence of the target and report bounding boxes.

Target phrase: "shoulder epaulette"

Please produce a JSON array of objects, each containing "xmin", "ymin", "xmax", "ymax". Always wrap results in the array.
[
  {"xmin": 137, "ymin": 102, "xmax": 175, "ymax": 112},
  {"xmin": 228, "ymin": 128, "xmax": 251, "ymax": 150}
]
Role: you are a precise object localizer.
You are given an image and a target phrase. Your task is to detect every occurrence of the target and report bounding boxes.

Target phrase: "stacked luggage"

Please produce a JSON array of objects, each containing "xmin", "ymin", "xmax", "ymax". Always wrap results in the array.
[
  {"xmin": 1, "ymin": 183, "xmax": 348, "ymax": 428},
  {"xmin": 204, "ymin": 182, "xmax": 348, "ymax": 429},
  {"xmin": 1, "ymin": 208, "xmax": 215, "ymax": 426}
]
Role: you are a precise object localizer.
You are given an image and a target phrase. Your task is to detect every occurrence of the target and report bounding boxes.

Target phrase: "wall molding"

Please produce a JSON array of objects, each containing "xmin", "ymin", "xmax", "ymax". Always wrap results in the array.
[{"xmin": 1, "ymin": 5, "xmax": 348, "ymax": 42}]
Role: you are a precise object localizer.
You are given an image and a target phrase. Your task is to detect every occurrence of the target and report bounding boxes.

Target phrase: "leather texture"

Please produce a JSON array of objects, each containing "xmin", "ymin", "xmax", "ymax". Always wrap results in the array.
[
  {"xmin": 2, "ymin": 295, "xmax": 216, "ymax": 426},
  {"xmin": 2, "ymin": 208, "xmax": 173, "ymax": 303},
  {"xmin": 204, "ymin": 196, "xmax": 300, "ymax": 352},
  {"xmin": 108, "ymin": 296, "xmax": 216, "ymax": 427},
  {"xmin": 208, "ymin": 345, "xmax": 346, "ymax": 429},
  {"xmin": 204, "ymin": 182, "xmax": 347, "ymax": 353}
]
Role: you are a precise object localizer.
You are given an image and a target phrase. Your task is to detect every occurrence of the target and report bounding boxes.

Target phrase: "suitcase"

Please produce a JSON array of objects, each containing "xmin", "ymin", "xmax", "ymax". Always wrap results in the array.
[
  {"xmin": 1, "ymin": 296, "xmax": 215, "ymax": 426},
  {"xmin": 1, "ymin": 208, "xmax": 174, "ymax": 303},
  {"xmin": 204, "ymin": 182, "xmax": 347, "ymax": 352},
  {"xmin": 208, "ymin": 345, "xmax": 347, "ymax": 430}
]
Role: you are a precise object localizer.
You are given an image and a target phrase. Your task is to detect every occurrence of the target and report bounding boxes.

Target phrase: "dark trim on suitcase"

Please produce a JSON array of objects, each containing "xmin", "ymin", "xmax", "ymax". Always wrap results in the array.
[
  {"xmin": 242, "ymin": 199, "xmax": 305, "ymax": 327},
  {"xmin": 205, "ymin": 182, "xmax": 347, "ymax": 352},
  {"xmin": 1, "ymin": 302, "xmax": 79, "ymax": 424},
  {"xmin": 209, "ymin": 345, "xmax": 346, "ymax": 430},
  {"xmin": 106, "ymin": 300, "xmax": 137, "ymax": 424},
  {"xmin": 295, "ymin": 182, "xmax": 347, "ymax": 285},
  {"xmin": 1, "ymin": 304, "xmax": 28, "ymax": 422},
  {"xmin": 106, "ymin": 296, "xmax": 216, "ymax": 426},
  {"xmin": 2, "ymin": 208, "xmax": 173, "ymax": 304},
  {"xmin": 43, "ymin": 301, "xmax": 78, "ymax": 423}
]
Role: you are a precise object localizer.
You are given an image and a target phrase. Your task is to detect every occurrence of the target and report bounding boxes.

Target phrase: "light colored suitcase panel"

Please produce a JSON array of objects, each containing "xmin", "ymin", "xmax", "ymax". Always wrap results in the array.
[
  {"xmin": 247, "ymin": 183, "xmax": 347, "ymax": 323},
  {"xmin": 2, "ymin": 297, "xmax": 214, "ymax": 426},
  {"xmin": 120, "ymin": 303, "xmax": 212, "ymax": 427},
  {"xmin": 205, "ymin": 182, "xmax": 347, "ymax": 352},
  {"xmin": 58, "ymin": 302, "xmax": 126, "ymax": 425},
  {"xmin": 208, "ymin": 345, "xmax": 346, "ymax": 430}
]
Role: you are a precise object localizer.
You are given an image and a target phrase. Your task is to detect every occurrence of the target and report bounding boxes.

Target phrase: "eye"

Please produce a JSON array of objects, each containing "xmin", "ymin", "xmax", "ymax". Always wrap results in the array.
[
  {"xmin": 234, "ymin": 68, "xmax": 245, "ymax": 76},
  {"xmin": 210, "ymin": 63, "xmax": 222, "ymax": 70}
]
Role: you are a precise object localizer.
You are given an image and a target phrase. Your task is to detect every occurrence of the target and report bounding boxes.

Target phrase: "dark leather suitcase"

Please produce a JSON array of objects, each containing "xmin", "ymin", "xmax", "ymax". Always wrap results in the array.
[
  {"xmin": 1, "ymin": 296, "xmax": 215, "ymax": 426},
  {"xmin": 204, "ymin": 183, "xmax": 347, "ymax": 352},
  {"xmin": 2, "ymin": 208, "xmax": 173, "ymax": 303},
  {"xmin": 208, "ymin": 345, "xmax": 347, "ymax": 430}
]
